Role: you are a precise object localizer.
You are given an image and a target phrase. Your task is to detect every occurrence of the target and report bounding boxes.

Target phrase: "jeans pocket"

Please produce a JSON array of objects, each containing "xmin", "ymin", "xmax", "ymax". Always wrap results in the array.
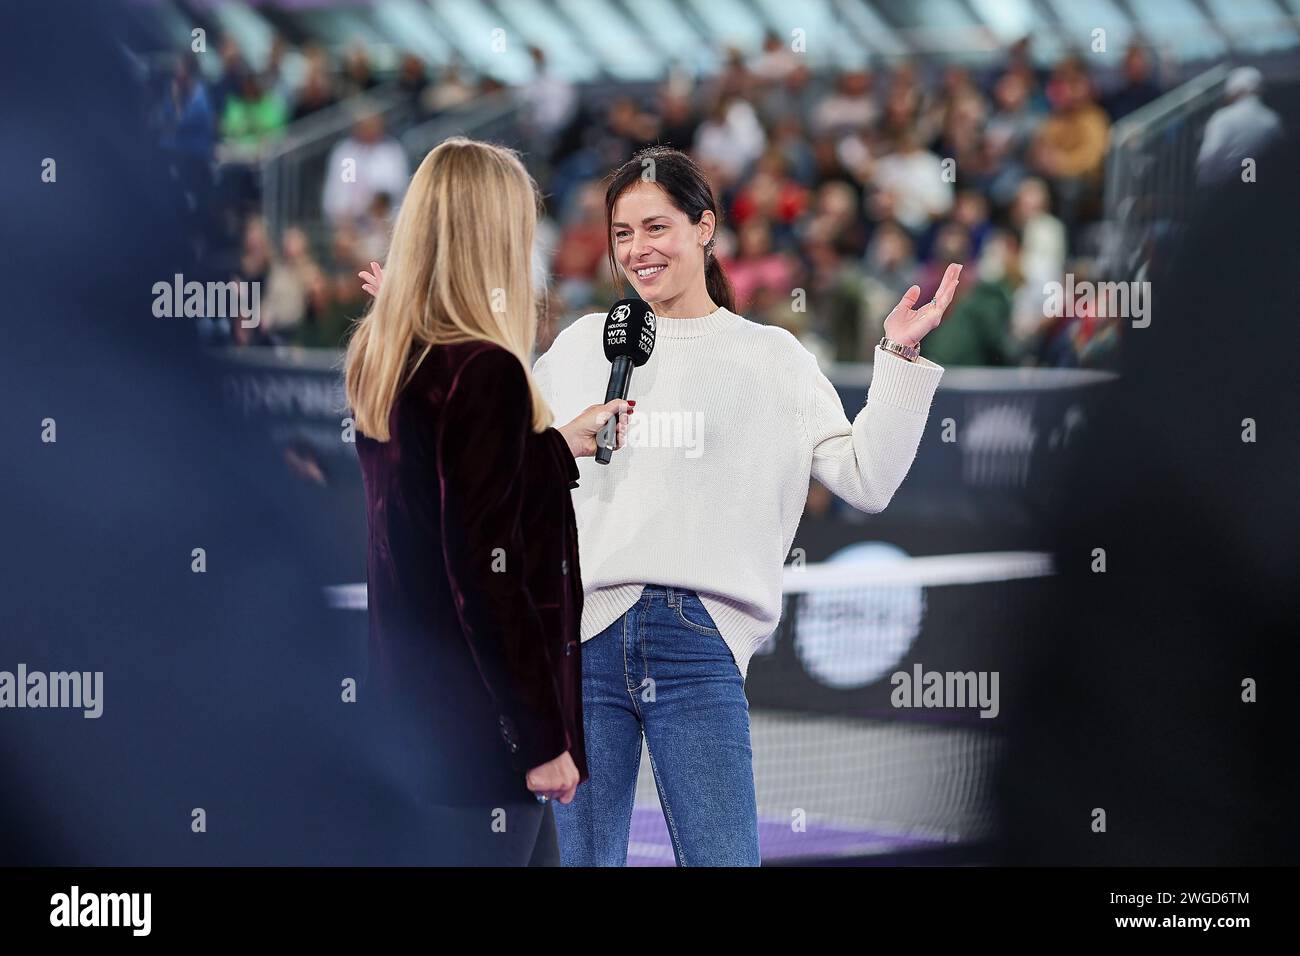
[{"xmin": 675, "ymin": 592, "xmax": 721, "ymax": 634}]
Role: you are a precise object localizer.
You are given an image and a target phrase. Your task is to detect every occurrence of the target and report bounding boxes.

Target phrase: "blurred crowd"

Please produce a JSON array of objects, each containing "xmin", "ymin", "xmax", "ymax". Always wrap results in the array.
[
  {"xmin": 537, "ymin": 36, "xmax": 1175, "ymax": 369},
  {"xmin": 152, "ymin": 30, "xmax": 1188, "ymax": 367}
]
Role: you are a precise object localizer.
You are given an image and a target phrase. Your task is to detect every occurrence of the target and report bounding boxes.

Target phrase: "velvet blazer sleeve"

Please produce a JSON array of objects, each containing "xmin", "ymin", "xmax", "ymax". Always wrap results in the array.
[{"xmin": 435, "ymin": 345, "xmax": 569, "ymax": 773}]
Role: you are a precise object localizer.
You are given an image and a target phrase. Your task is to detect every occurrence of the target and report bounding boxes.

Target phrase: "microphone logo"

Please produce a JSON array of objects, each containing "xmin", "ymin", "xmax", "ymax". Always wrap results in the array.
[
  {"xmin": 611, "ymin": 304, "xmax": 631, "ymax": 325},
  {"xmin": 645, "ymin": 311, "xmax": 656, "ymax": 332}
]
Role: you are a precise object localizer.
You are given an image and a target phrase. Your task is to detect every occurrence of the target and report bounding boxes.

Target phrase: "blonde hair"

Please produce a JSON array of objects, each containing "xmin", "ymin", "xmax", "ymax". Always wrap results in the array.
[{"xmin": 344, "ymin": 137, "xmax": 552, "ymax": 441}]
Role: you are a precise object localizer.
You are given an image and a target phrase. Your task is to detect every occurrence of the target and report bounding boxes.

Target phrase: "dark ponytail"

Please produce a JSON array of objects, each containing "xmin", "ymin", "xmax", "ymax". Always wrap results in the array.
[
  {"xmin": 604, "ymin": 146, "xmax": 736, "ymax": 313},
  {"xmin": 703, "ymin": 251, "xmax": 735, "ymax": 314}
]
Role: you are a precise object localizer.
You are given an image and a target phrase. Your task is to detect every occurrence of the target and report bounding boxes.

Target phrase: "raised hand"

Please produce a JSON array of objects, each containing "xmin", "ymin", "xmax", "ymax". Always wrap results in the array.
[
  {"xmin": 358, "ymin": 260, "xmax": 383, "ymax": 298},
  {"xmin": 882, "ymin": 262, "xmax": 963, "ymax": 347}
]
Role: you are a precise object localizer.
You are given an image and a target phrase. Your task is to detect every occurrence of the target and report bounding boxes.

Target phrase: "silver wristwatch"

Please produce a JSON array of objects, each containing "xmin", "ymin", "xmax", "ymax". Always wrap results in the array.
[{"xmin": 878, "ymin": 335, "xmax": 920, "ymax": 363}]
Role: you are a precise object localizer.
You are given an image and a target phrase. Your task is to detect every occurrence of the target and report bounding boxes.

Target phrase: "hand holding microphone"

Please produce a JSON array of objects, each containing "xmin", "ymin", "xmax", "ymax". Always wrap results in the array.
[
  {"xmin": 559, "ymin": 398, "xmax": 634, "ymax": 457},
  {"xmin": 592, "ymin": 298, "xmax": 656, "ymax": 465}
]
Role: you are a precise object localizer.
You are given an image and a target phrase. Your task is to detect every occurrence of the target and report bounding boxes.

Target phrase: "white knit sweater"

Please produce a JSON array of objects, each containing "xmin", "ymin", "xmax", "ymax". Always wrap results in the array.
[{"xmin": 531, "ymin": 306, "xmax": 944, "ymax": 680}]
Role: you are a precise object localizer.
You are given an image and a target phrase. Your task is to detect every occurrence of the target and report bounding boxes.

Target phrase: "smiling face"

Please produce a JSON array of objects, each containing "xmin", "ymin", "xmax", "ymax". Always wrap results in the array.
[{"xmin": 610, "ymin": 181, "xmax": 714, "ymax": 314}]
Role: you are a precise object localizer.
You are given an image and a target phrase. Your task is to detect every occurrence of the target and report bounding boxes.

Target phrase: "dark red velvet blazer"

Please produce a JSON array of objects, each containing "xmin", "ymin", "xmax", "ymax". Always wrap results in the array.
[{"xmin": 355, "ymin": 340, "xmax": 587, "ymax": 805}]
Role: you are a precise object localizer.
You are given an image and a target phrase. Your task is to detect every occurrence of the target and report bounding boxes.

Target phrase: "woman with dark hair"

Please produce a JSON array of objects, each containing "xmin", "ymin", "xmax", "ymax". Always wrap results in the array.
[{"xmin": 531, "ymin": 146, "xmax": 962, "ymax": 865}]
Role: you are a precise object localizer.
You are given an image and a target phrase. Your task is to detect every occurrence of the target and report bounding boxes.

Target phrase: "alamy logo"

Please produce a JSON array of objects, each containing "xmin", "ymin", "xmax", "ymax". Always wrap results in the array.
[
  {"xmin": 0, "ymin": 664, "xmax": 103, "ymax": 718},
  {"xmin": 1042, "ymin": 274, "xmax": 1150, "ymax": 328},
  {"xmin": 625, "ymin": 410, "xmax": 704, "ymax": 458},
  {"xmin": 890, "ymin": 663, "xmax": 999, "ymax": 718},
  {"xmin": 152, "ymin": 273, "xmax": 261, "ymax": 328},
  {"xmin": 610, "ymin": 304, "xmax": 631, "ymax": 324},
  {"xmin": 50, "ymin": 886, "xmax": 151, "ymax": 936}
]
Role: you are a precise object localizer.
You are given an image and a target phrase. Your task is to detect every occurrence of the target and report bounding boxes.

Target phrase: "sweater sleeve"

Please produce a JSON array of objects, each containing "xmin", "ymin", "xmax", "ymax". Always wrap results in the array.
[
  {"xmin": 805, "ymin": 345, "xmax": 943, "ymax": 513},
  {"xmin": 437, "ymin": 346, "xmax": 569, "ymax": 773}
]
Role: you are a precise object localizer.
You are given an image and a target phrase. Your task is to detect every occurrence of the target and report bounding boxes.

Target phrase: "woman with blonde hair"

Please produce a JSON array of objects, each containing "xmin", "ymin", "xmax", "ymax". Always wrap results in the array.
[{"xmin": 345, "ymin": 137, "xmax": 627, "ymax": 865}]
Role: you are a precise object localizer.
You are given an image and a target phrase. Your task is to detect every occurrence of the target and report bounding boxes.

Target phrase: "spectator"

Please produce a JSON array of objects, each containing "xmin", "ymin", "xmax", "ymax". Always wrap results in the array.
[
  {"xmin": 917, "ymin": 65, "xmax": 986, "ymax": 149},
  {"xmin": 209, "ymin": 36, "xmax": 247, "ymax": 118},
  {"xmin": 230, "ymin": 215, "xmax": 273, "ymax": 345},
  {"xmin": 1036, "ymin": 262, "xmax": 1120, "ymax": 368},
  {"xmin": 600, "ymin": 97, "xmax": 657, "ymax": 169},
  {"xmin": 322, "ymin": 112, "xmax": 410, "ymax": 226},
  {"xmin": 878, "ymin": 64, "xmax": 923, "ymax": 151},
  {"xmin": 730, "ymin": 148, "xmax": 809, "ymax": 234},
  {"xmin": 423, "ymin": 59, "xmax": 477, "ymax": 114},
  {"xmin": 1011, "ymin": 177, "xmax": 1066, "ymax": 289},
  {"xmin": 757, "ymin": 62, "xmax": 819, "ymax": 128},
  {"xmin": 751, "ymin": 30, "xmax": 800, "ymax": 85},
  {"xmin": 951, "ymin": 189, "xmax": 993, "ymax": 256},
  {"xmin": 1102, "ymin": 43, "xmax": 1162, "ymax": 121},
  {"xmin": 553, "ymin": 183, "xmax": 609, "ymax": 308},
  {"xmin": 869, "ymin": 127, "xmax": 954, "ymax": 236},
  {"xmin": 1031, "ymin": 58, "xmax": 1110, "ymax": 231},
  {"xmin": 694, "ymin": 95, "xmax": 765, "ymax": 184},
  {"xmin": 261, "ymin": 226, "xmax": 320, "ymax": 344},
  {"xmin": 220, "ymin": 72, "xmax": 288, "ymax": 146},
  {"xmin": 813, "ymin": 70, "xmax": 878, "ymax": 139},
  {"xmin": 934, "ymin": 88, "xmax": 994, "ymax": 193},
  {"xmin": 985, "ymin": 69, "xmax": 1043, "ymax": 207},
  {"xmin": 805, "ymin": 179, "xmax": 869, "ymax": 258},
  {"xmin": 714, "ymin": 46, "xmax": 754, "ymax": 101},
  {"xmin": 916, "ymin": 221, "xmax": 971, "ymax": 304},
  {"xmin": 291, "ymin": 55, "xmax": 338, "ymax": 122},
  {"xmin": 769, "ymin": 113, "xmax": 816, "ymax": 187},
  {"xmin": 521, "ymin": 46, "xmax": 577, "ymax": 144},
  {"xmin": 858, "ymin": 220, "xmax": 919, "ymax": 353},
  {"xmin": 724, "ymin": 218, "xmax": 795, "ymax": 314},
  {"xmin": 658, "ymin": 89, "xmax": 700, "ymax": 152},
  {"xmin": 159, "ymin": 54, "xmax": 215, "ymax": 163},
  {"xmin": 356, "ymin": 192, "xmax": 394, "ymax": 265},
  {"xmin": 1195, "ymin": 66, "xmax": 1283, "ymax": 186},
  {"xmin": 262, "ymin": 34, "xmax": 305, "ymax": 110},
  {"xmin": 862, "ymin": 220, "xmax": 917, "ymax": 301},
  {"xmin": 397, "ymin": 53, "xmax": 430, "ymax": 110},
  {"xmin": 917, "ymin": 264, "xmax": 1017, "ymax": 367},
  {"xmin": 340, "ymin": 44, "xmax": 380, "ymax": 97},
  {"xmin": 293, "ymin": 226, "xmax": 366, "ymax": 349}
]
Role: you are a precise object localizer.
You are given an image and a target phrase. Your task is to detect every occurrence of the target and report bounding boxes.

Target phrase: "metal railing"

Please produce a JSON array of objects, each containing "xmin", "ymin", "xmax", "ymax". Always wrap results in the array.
[
  {"xmin": 260, "ymin": 82, "xmax": 414, "ymax": 245},
  {"xmin": 1100, "ymin": 63, "xmax": 1230, "ymax": 279},
  {"xmin": 259, "ymin": 86, "xmax": 527, "ymax": 250},
  {"xmin": 399, "ymin": 92, "xmax": 526, "ymax": 163}
]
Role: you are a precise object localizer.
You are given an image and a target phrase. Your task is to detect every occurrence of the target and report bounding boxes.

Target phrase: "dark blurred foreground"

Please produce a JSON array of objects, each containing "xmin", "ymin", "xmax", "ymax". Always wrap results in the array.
[
  {"xmin": 995, "ymin": 128, "xmax": 1300, "ymax": 865},
  {"xmin": 0, "ymin": 0, "xmax": 435, "ymax": 866}
]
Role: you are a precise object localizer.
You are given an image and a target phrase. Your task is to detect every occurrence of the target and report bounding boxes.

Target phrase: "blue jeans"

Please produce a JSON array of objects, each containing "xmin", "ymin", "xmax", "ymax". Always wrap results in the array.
[{"xmin": 553, "ymin": 585, "xmax": 760, "ymax": 866}]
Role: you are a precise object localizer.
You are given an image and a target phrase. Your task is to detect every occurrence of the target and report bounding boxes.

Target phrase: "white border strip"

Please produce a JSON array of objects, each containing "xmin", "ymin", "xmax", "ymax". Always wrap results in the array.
[
  {"xmin": 783, "ymin": 551, "xmax": 1054, "ymax": 592},
  {"xmin": 326, "ymin": 551, "xmax": 1055, "ymax": 610}
]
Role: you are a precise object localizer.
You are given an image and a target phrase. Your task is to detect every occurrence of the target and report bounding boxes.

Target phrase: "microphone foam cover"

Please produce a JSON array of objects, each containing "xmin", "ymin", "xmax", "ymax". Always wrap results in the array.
[{"xmin": 602, "ymin": 298, "xmax": 656, "ymax": 366}]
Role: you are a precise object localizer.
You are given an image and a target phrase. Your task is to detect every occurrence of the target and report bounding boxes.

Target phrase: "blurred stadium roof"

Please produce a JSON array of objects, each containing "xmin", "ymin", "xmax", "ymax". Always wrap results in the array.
[{"xmin": 148, "ymin": 0, "xmax": 1300, "ymax": 79}]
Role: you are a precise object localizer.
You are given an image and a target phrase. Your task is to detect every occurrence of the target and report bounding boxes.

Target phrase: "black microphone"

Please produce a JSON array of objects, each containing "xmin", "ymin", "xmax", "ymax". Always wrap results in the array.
[{"xmin": 595, "ymin": 298, "xmax": 656, "ymax": 465}]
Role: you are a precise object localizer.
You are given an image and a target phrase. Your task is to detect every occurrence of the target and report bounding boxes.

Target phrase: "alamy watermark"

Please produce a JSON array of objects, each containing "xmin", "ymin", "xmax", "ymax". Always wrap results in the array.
[
  {"xmin": 0, "ymin": 664, "xmax": 103, "ymax": 718},
  {"xmin": 50, "ymin": 886, "xmax": 150, "ymax": 936},
  {"xmin": 152, "ymin": 273, "xmax": 260, "ymax": 328},
  {"xmin": 890, "ymin": 663, "xmax": 999, "ymax": 718},
  {"xmin": 624, "ymin": 410, "xmax": 704, "ymax": 459},
  {"xmin": 1043, "ymin": 274, "xmax": 1150, "ymax": 328}
]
